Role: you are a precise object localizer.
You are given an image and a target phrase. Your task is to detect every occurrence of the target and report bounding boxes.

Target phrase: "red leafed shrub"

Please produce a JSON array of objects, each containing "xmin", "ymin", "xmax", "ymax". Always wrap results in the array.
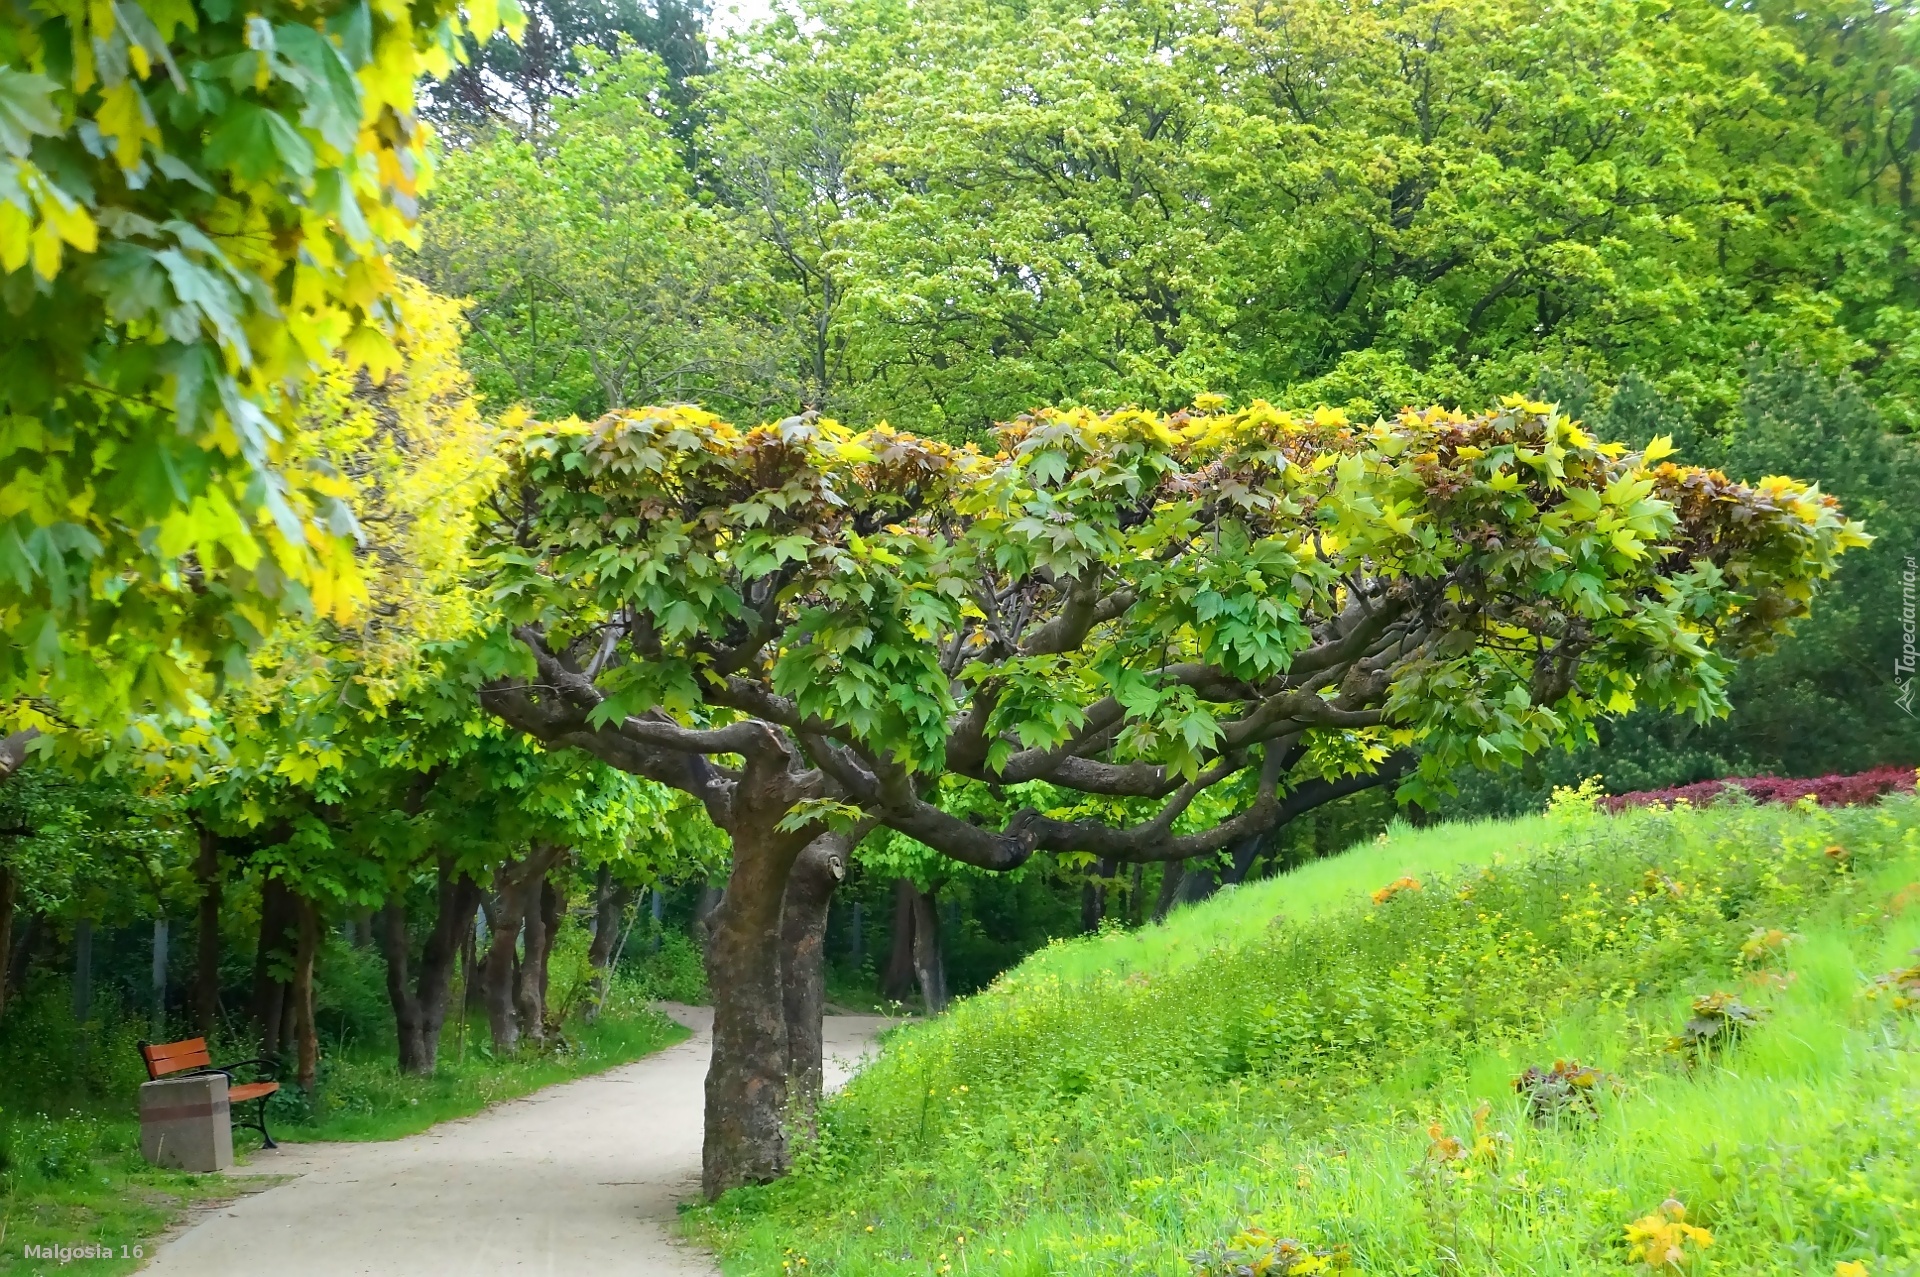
[{"xmin": 1603, "ymin": 765, "xmax": 1919, "ymax": 813}]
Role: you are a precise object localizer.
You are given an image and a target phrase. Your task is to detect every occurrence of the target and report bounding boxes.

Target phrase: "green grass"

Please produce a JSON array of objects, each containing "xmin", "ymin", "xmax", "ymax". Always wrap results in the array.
[
  {"xmin": 0, "ymin": 977, "xmax": 686, "ymax": 1276},
  {"xmin": 1020, "ymin": 812, "xmax": 1561, "ymax": 985},
  {"xmin": 693, "ymin": 795, "xmax": 1920, "ymax": 1277}
]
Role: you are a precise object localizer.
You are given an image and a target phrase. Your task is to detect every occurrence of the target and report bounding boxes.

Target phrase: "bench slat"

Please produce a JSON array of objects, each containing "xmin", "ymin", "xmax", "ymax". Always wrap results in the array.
[{"xmin": 142, "ymin": 1038, "xmax": 213, "ymax": 1076}]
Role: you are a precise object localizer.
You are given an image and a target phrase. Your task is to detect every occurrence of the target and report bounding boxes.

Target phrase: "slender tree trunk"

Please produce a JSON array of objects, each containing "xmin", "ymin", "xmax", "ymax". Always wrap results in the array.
[
  {"xmin": 1128, "ymin": 863, "xmax": 1145, "ymax": 926},
  {"xmin": 1178, "ymin": 859, "xmax": 1219, "ymax": 907},
  {"xmin": 587, "ymin": 867, "xmax": 633, "ymax": 1020},
  {"xmin": 252, "ymin": 876, "xmax": 295, "ymax": 1059},
  {"xmin": 72, "ymin": 917, "xmax": 92, "ymax": 1023},
  {"xmin": 3, "ymin": 909, "xmax": 32, "ymax": 1014},
  {"xmin": 880, "ymin": 877, "xmax": 917, "ymax": 1001},
  {"xmin": 692, "ymin": 882, "xmax": 724, "ymax": 949},
  {"xmin": 291, "ymin": 895, "xmax": 321, "ymax": 1092},
  {"xmin": 193, "ymin": 827, "xmax": 221, "ymax": 1035},
  {"xmin": 1223, "ymin": 833, "xmax": 1265, "ymax": 886},
  {"xmin": 909, "ymin": 886, "xmax": 947, "ymax": 1014},
  {"xmin": 780, "ymin": 832, "xmax": 849, "ymax": 1123},
  {"xmin": 1153, "ymin": 859, "xmax": 1187, "ymax": 922},
  {"xmin": 377, "ymin": 901, "xmax": 430, "ymax": 1074},
  {"xmin": 0, "ymin": 863, "xmax": 15, "ymax": 1022},
  {"xmin": 151, "ymin": 917, "xmax": 169, "ymax": 1037}
]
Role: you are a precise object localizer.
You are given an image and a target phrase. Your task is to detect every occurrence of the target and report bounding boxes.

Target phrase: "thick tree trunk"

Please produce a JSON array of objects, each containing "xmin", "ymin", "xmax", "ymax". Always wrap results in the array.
[
  {"xmin": 480, "ymin": 893, "xmax": 520, "ymax": 1054},
  {"xmin": 0, "ymin": 863, "xmax": 15, "ymax": 1022},
  {"xmin": 379, "ymin": 861, "xmax": 482, "ymax": 1074},
  {"xmin": 880, "ymin": 877, "xmax": 917, "ymax": 1001},
  {"xmin": 513, "ymin": 848, "xmax": 566, "ymax": 1045},
  {"xmin": 419, "ymin": 866, "xmax": 481, "ymax": 1065},
  {"xmin": 780, "ymin": 832, "xmax": 849, "ymax": 1123},
  {"xmin": 701, "ymin": 737, "xmax": 820, "ymax": 1200},
  {"xmin": 909, "ymin": 887, "xmax": 947, "ymax": 1014},
  {"xmin": 484, "ymin": 845, "xmax": 563, "ymax": 1052},
  {"xmin": 291, "ymin": 895, "xmax": 321, "ymax": 1092},
  {"xmin": 252, "ymin": 876, "xmax": 295, "ymax": 1059},
  {"xmin": 193, "ymin": 827, "xmax": 221, "ymax": 1035},
  {"xmin": 377, "ymin": 901, "xmax": 430, "ymax": 1074}
]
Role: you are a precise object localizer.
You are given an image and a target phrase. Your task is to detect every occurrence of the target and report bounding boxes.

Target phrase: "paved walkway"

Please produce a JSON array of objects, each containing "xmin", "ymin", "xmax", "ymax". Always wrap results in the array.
[{"xmin": 142, "ymin": 1007, "xmax": 892, "ymax": 1276}]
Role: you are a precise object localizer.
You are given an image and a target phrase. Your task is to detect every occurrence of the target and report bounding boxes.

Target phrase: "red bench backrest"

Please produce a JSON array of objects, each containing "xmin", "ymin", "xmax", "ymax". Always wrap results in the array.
[{"xmin": 140, "ymin": 1038, "xmax": 212, "ymax": 1079}]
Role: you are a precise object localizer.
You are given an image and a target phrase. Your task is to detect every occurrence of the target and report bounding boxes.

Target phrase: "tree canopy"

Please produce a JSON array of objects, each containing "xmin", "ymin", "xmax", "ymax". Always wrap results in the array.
[{"xmin": 477, "ymin": 394, "xmax": 1862, "ymax": 1191}]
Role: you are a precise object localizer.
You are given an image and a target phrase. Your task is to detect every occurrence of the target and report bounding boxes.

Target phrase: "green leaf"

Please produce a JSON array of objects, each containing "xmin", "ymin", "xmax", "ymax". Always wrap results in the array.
[
  {"xmin": 203, "ymin": 102, "xmax": 315, "ymax": 182},
  {"xmin": 0, "ymin": 69, "xmax": 61, "ymax": 158}
]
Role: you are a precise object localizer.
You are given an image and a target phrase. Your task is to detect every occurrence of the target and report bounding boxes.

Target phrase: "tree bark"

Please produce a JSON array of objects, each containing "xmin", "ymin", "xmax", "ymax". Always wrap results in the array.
[
  {"xmin": 377, "ymin": 901, "xmax": 429, "ymax": 1074},
  {"xmin": 193, "ymin": 826, "xmax": 222, "ymax": 1035},
  {"xmin": 1152, "ymin": 859, "xmax": 1186, "ymax": 922},
  {"xmin": 700, "ymin": 740, "xmax": 821, "ymax": 1199},
  {"xmin": 780, "ymin": 831, "xmax": 849, "ymax": 1123},
  {"xmin": 420, "ymin": 867, "xmax": 481, "ymax": 1065},
  {"xmin": 1222, "ymin": 832, "xmax": 1265, "ymax": 886},
  {"xmin": 291, "ymin": 894, "xmax": 321, "ymax": 1092},
  {"xmin": 513, "ymin": 848, "xmax": 566, "ymax": 1045},
  {"xmin": 909, "ymin": 886, "xmax": 947, "ymax": 1014},
  {"xmin": 484, "ymin": 844, "xmax": 562, "ymax": 1052},
  {"xmin": 880, "ymin": 877, "xmax": 917, "ymax": 1001},
  {"xmin": 72, "ymin": 916, "xmax": 92, "ymax": 1023},
  {"xmin": 378, "ymin": 861, "xmax": 482, "ymax": 1074},
  {"xmin": 0, "ymin": 863, "xmax": 15, "ymax": 1022},
  {"xmin": 4, "ymin": 908, "xmax": 34, "ymax": 1013},
  {"xmin": 1128, "ymin": 862, "xmax": 1145, "ymax": 925},
  {"xmin": 586, "ymin": 866, "xmax": 633, "ymax": 1021},
  {"xmin": 150, "ymin": 917, "xmax": 169, "ymax": 1037},
  {"xmin": 252, "ymin": 876, "xmax": 295, "ymax": 1060}
]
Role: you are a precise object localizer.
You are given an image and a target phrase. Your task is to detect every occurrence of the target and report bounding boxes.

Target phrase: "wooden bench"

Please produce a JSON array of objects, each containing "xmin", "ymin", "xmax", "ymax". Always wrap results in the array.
[{"xmin": 138, "ymin": 1038, "xmax": 280, "ymax": 1149}]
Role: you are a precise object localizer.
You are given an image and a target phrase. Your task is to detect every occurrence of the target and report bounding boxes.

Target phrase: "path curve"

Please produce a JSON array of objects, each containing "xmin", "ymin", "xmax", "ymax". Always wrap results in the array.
[{"xmin": 143, "ymin": 1007, "xmax": 892, "ymax": 1276}]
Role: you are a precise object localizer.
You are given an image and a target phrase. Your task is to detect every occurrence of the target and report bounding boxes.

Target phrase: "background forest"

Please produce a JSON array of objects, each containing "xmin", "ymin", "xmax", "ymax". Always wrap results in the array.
[{"xmin": 0, "ymin": 0, "xmax": 1916, "ymax": 1216}]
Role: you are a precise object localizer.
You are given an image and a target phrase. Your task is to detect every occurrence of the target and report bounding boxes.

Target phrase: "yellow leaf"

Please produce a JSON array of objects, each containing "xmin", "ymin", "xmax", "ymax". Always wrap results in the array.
[
  {"xmin": 343, "ymin": 322, "xmax": 401, "ymax": 380},
  {"xmin": 39, "ymin": 189, "xmax": 96, "ymax": 252},
  {"xmin": 29, "ymin": 218, "xmax": 62, "ymax": 279},
  {"xmin": 0, "ymin": 201, "xmax": 31, "ymax": 273},
  {"xmin": 466, "ymin": 0, "xmax": 502, "ymax": 42},
  {"xmin": 95, "ymin": 80, "xmax": 161, "ymax": 171},
  {"xmin": 1643, "ymin": 434, "xmax": 1675, "ymax": 464}
]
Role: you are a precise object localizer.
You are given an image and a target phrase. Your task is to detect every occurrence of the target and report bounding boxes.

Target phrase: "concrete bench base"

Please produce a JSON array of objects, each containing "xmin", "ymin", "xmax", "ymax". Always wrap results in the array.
[{"xmin": 140, "ymin": 1073, "xmax": 233, "ymax": 1172}]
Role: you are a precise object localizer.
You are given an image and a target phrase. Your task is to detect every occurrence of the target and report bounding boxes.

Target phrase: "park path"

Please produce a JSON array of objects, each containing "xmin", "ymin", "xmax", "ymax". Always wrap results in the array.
[{"xmin": 141, "ymin": 1007, "xmax": 893, "ymax": 1277}]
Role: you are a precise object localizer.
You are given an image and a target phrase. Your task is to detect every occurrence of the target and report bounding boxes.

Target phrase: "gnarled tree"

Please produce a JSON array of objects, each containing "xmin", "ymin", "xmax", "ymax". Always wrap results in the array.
[{"xmin": 476, "ymin": 398, "xmax": 1862, "ymax": 1196}]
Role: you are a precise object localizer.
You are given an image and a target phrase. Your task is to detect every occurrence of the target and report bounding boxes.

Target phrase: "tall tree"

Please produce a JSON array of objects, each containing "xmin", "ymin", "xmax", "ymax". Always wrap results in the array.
[{"xmin": 426, "ymin": 0, "xmax": 711, "ymax": 138}]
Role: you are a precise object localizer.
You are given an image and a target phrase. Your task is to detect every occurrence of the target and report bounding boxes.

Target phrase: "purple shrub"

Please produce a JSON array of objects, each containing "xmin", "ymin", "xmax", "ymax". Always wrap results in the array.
[{"xmin": 1603, "ymin": 764, "xmax": 1918, "ymax": 813}]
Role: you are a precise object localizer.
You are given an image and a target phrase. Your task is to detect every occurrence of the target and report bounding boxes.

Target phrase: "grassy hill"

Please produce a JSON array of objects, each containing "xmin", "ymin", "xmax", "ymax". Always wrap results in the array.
[{"xmin": 695, "ymin": 792, "xmax": 1920, "ymax": 1276}]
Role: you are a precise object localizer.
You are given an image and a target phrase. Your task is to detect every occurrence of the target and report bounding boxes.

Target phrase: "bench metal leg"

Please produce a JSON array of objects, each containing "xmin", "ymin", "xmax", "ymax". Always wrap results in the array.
[{"xmin": 238, "ymin": 1098, "xmax": 277, "ymax": 1149}]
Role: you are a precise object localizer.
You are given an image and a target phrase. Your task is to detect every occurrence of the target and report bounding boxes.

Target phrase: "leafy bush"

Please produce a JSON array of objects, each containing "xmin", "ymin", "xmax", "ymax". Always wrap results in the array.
[
  {"xmin": 617, "ymin": 929, "xmax": 709, "ymax": 1005},
  {"xmin": 693, "ymin": 796, "xmax": 1920, "ymax": 1276}
]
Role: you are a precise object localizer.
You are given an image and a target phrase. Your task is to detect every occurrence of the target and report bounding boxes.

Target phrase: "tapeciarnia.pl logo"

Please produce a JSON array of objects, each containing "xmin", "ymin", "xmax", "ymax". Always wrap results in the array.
[{"xmin": 1898, "ymin": 555, "xmax": 1917, "ymax": 717}]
